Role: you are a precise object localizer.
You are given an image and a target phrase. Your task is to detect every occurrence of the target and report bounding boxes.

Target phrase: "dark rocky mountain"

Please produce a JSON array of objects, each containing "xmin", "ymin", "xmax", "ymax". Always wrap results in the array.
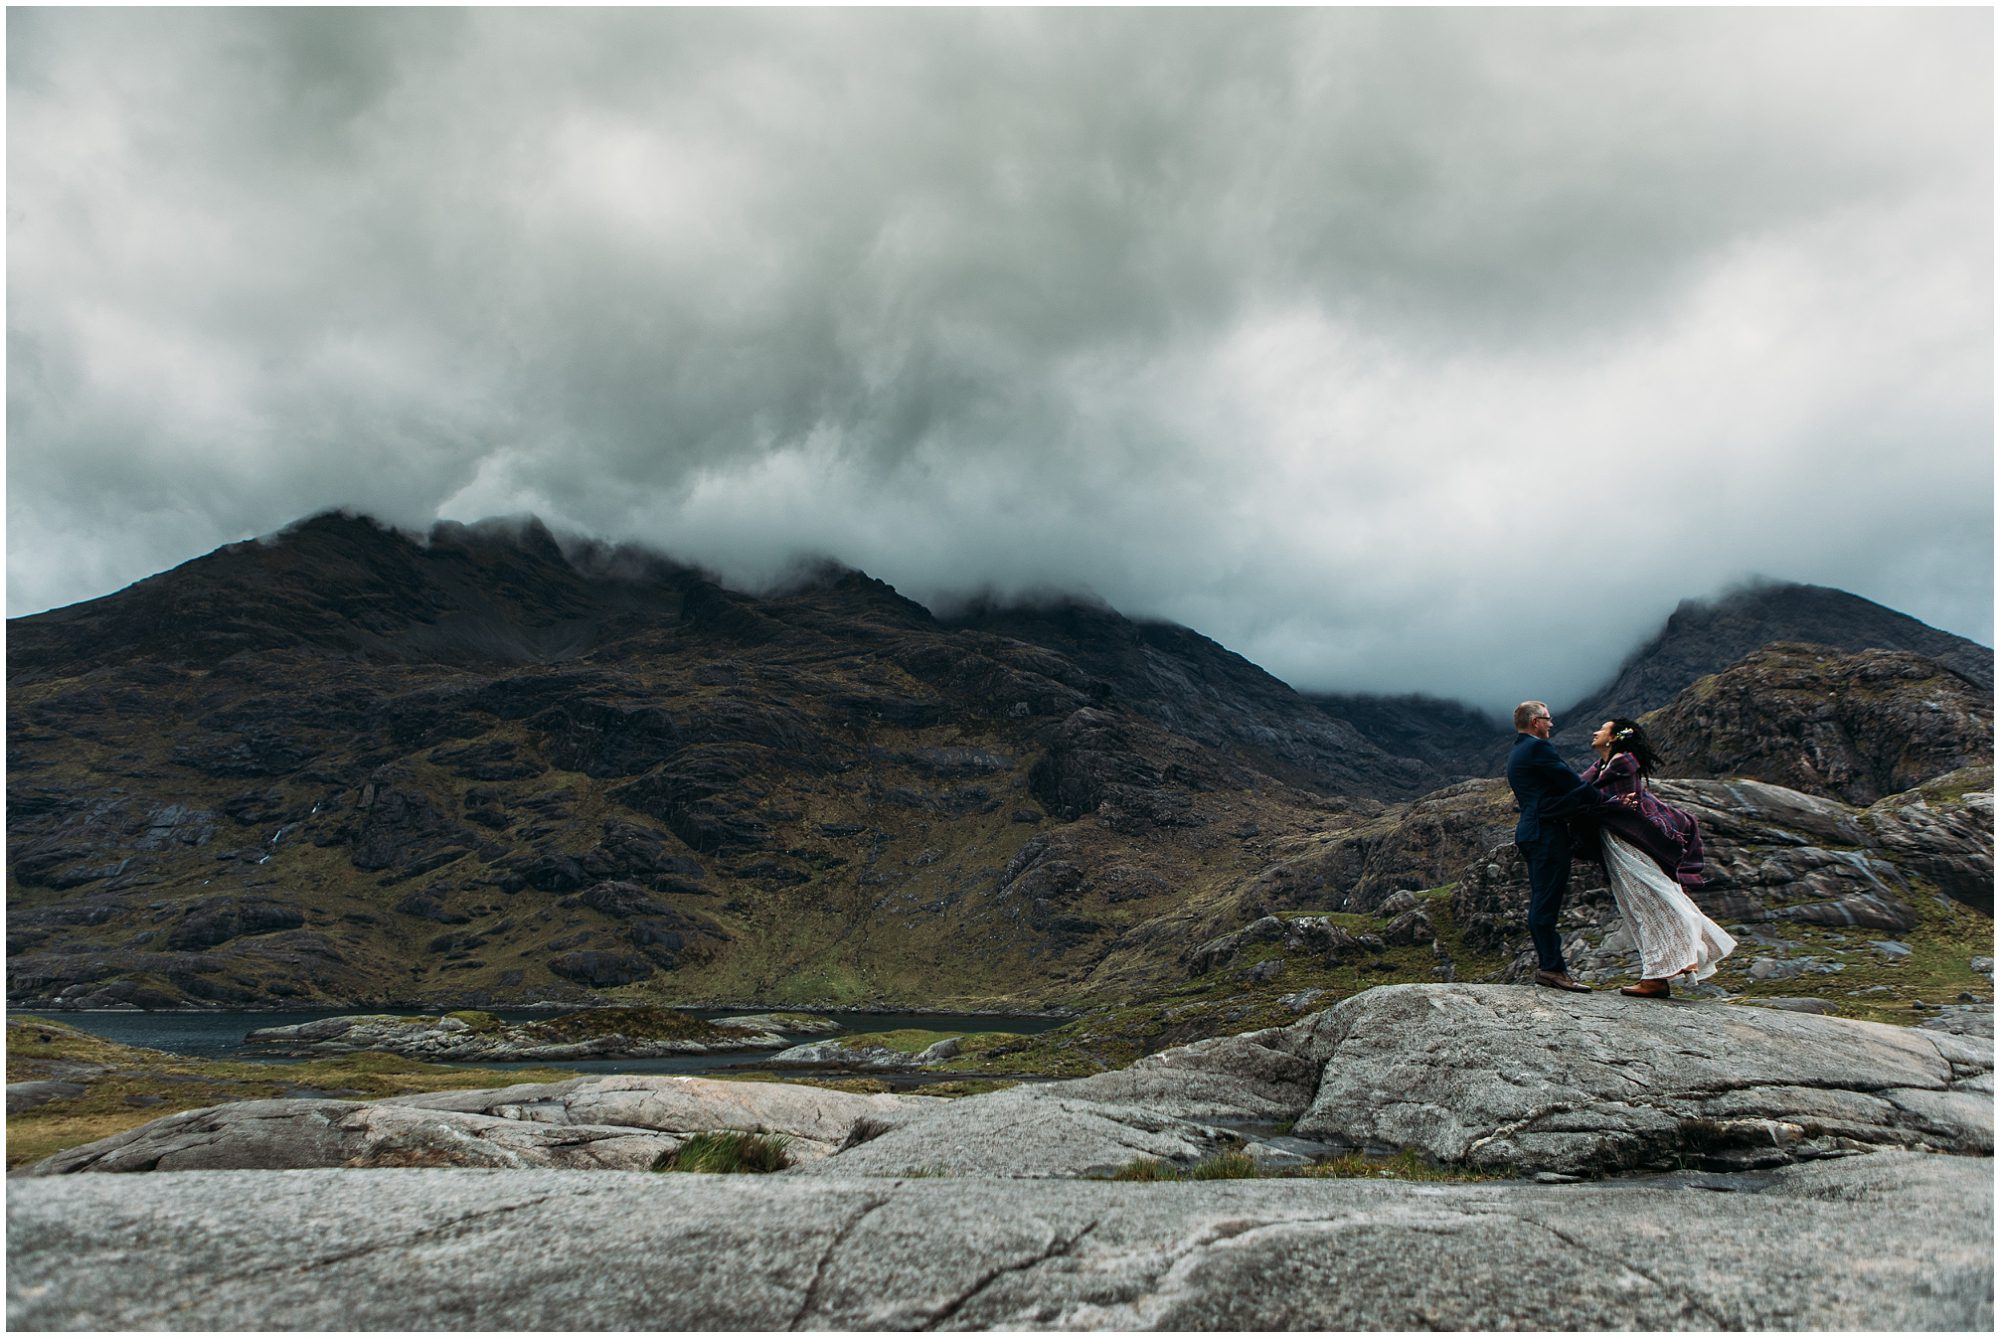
[
  {"xmin": 1301, "ymin": 692, "xmax": 1512, "ymax": 789},
  {"xmin": 1552, "ymin": 581, "xmax": 1993, "ymax": 753},
  {"xmin": 7, "ymin": 511, "xmax": 1992, "ymax": 1012},
  {"xmin": 1303, "ymin": 583, "xmax": 1994, "ymax": 782},
  {"xmin": 7, "ymin": 512, "xmax": 1416, "ymax": 1010},
  {"xmin": 1643, "ymin": 642, "xmax": 1994, "ymax": 807}
]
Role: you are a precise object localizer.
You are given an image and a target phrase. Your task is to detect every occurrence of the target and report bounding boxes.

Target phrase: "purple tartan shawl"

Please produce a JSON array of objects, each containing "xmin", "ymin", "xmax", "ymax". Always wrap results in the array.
[{"xmin": 1571, "ymin": 752, "xmax": 1707, "ymax": 886}]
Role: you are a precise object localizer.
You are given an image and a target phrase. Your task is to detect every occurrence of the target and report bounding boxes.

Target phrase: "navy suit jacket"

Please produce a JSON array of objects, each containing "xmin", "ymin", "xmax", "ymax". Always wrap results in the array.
[{"xmin": 1506, "ymin": 732, "xmax": 1605, "ymax": 847}]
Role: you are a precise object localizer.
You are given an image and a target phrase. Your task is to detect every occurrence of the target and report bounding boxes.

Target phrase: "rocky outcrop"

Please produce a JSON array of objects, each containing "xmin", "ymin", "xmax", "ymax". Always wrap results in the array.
[
  {"xmin": 1185, "ymin": 914, "xmax": 1387, "ymax": 976},
  {"xmin": 17, "ymin": 1075, "xmax": 932, "ymax": 1175},
  {"xmin": 1554, "ymin": 582, "xmax": 1994, "ymax": 754},
  {"xmin": 802, "ymin": 984, "xmax": 1991, "ymax": 1180},
  {"xmin": 8, "ymin": 511, "xmax": 1991, "ymax": 1013},
  {"xmin": 1287, "ymin": 984, "xmax": 1992, "ymax": 1175},
  {"xmin": 766, "ymin": 1035, "xmax": 967, "ymax": 1071},
  {"xmin": 32, "ymin": 986, "xmax": 1990, "ymax": 1183},
  {"xmin": 1643, "ymin": 643, "xmax": 1993, "ymax": 805},
  {"xmin": 1862, "ymin": 768, "xmax": 1996, "ymax": 914},
  {"xmin": 243, "ymin": 1008, "xmax": 787, "ymax": 1061},
  {"xmin": 1449, "ymin": 774, "xmax": 1993, "ymax": 972},
  {"xmin": 8, "ymin": 1154, "xmax": 1990, "ymax": 1330}
]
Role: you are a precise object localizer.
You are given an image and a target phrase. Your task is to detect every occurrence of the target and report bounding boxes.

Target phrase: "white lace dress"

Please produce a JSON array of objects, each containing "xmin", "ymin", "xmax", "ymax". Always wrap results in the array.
[{"xmin": 1602, "ymin": 832, "xmax": 1738, "ymax": 981}]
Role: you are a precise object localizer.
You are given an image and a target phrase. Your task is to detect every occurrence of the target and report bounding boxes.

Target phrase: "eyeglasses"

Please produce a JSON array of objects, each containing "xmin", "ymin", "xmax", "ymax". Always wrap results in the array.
[{"xmin": 1533, "ymin": 713, "xmax": 1552, "ymax": 722}]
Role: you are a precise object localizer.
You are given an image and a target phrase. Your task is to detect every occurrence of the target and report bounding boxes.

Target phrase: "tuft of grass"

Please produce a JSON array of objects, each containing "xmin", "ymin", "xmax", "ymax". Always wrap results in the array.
[
  {"xmin": 523, "ymin": 1007, "xmax": 726, "ymax": 1045},
  {"xmin": 653, "ymin": 1130, "xmax": 792, "ymax": 1174},
  {"xmin": 827, "ymin": 1028, "xmax": 964, "ymax": 1055},
  {"xmin": 1109, "ymin": 1150, "xmax": 1261, "ymax": 1182},
  {"xmin": 444, "ymin": 1010, "xmax": 503, "ymax": 1032},
  {"xmin": 1295, "ymin": 1148, "xmax": 1514, "ymax": 1182},
  {"xmin": 1110, "ymin": 1147, "xmax": 1513, "ymax": 1184}
]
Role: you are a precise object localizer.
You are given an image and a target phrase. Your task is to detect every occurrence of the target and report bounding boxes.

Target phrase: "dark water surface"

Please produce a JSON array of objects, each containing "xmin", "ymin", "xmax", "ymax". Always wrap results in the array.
[{"xmin": 8, "ymin": 1007, "xmax": 1070, "ymax": 1077}]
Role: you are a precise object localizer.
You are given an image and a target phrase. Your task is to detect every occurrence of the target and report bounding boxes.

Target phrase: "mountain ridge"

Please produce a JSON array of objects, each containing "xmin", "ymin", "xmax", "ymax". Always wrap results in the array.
[{"xmin": 7, "ymin": 510, "xmax": 1991, "ymax": 1012}]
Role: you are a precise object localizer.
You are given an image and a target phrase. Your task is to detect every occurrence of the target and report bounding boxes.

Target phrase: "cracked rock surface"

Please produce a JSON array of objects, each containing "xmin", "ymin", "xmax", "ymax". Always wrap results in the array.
[
  {"xmin": 1287, "ymin": 984, "xmax": 1993, "ymax": 1175},
  {"xmin": 798, "ymin": 984, "xmax": 1991, "ymax": 1179},
  {"xmin": 20, "ymin": 986, "xmax": 1991, "ymax": 1181},
  {"xmin": 8, "ymin": 1152, "xmax": 1989, "ymax": 1330}
]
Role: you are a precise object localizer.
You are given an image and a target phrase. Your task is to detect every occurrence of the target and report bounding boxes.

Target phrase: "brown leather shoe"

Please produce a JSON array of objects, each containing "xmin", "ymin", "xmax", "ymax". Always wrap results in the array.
[
  {"xmin": 1620, "ymin": 978, "xmax": 1672, "ymax": 998},
  {"xmin": 1533, "ymin": 970, "xmax": 1592, "ymax": 993}
]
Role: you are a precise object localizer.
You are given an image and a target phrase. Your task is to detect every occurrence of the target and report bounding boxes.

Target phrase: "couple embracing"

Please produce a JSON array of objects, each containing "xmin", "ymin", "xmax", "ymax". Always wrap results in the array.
[{"xmin": 1507, "ymin": 701, "xmax": 1736, "ymax": 998}]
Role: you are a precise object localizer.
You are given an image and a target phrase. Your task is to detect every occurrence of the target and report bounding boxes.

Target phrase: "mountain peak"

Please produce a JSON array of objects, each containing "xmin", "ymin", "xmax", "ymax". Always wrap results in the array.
[{"xmin": 1553, "ymin": 580, "xmax": 1992, "ymax": 750}]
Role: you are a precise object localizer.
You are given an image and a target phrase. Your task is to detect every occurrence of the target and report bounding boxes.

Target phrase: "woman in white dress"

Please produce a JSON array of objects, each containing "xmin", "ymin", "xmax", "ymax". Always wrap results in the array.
[{"xmin": 1579, "ymin": 719, "xmax": 1736, "ymax": 999}]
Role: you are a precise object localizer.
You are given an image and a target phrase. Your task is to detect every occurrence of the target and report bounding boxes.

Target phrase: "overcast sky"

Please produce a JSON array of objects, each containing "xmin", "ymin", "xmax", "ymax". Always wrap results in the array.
[{"xmin": 8, "ymin": 8, "xmax": 1992, "ymax": 713}]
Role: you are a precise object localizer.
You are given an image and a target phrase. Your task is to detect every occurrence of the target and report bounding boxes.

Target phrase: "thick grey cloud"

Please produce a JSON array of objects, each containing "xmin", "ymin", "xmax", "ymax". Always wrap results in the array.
[{"xmin": 8, "ymin": 8, "xmax": 1991, "ymax": 714}]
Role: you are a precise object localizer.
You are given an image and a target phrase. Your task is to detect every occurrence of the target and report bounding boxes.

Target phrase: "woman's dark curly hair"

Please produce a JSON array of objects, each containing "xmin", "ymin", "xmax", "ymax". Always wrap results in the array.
[{"xmin": 1606, "ymin": 718, "xmax": 1661, "ymax": 775}]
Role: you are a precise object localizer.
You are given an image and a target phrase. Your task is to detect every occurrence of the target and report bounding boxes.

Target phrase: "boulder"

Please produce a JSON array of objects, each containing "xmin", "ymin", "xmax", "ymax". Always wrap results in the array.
[
  {"xmin": 1288, "ymin": 984, "xmax": 1992, "ymax": 1175},
  {"xmin": 1862, "ymin": 774, "xmax": 1995, "ymax": 914},
  {"xmin": 7, "ymin": 1081, "xmax": 88, "ymax": 1114},
  {"xmin": 793, "ymin": 1025, "xmax": 1320, "ymax": 1178}
]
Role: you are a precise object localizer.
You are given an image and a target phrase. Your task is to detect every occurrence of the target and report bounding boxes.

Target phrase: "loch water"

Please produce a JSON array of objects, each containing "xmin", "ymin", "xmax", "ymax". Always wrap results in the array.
[{"xmin": 8, "ymin": 1007, "xmax": 1070, "ymax": 1077}]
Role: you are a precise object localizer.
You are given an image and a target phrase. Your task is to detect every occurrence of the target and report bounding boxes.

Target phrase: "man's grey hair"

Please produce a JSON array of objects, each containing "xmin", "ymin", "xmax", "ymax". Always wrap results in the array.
[{"xmin": 1514, "ymin": 701, "xmax": 1550, "ymax": 732}]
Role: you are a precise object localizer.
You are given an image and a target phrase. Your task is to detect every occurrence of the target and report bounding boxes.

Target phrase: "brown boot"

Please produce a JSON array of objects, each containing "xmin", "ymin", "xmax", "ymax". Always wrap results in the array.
[{"xmin": 1620, "ymin": 978, "xmax": 1671, "ymax": 998}]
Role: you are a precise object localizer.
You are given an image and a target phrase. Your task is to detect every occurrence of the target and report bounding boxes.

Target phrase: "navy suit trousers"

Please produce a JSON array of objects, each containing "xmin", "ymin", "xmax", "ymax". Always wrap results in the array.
[{"xmin": 1516, "ymin": 833, "xmax": 1571, "ymax": 973}]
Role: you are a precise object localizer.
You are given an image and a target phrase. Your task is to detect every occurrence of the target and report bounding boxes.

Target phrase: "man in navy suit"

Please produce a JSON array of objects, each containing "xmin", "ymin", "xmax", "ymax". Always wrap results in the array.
[{"xmin": 1506, "ymin": 701, "xmax": 1608, "ymax": 992}]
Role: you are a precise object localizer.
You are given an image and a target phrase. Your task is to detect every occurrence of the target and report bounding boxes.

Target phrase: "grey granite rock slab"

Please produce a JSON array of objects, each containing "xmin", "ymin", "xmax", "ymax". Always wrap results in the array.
[
  {"xmin": 787, "ymin": 1025, "xmax": 1318, "ymax": 1178},
  {"xmin": 7, "ymin": 1152, "xmax": 1988, "ymax": 1331},
  {"xmin": 1288, "ymin": 984, "xmax": 1993, "ymax": 1174},
  {"xmin": 17, "ymin": 1076, "xmax": 936, "ymax": 1176}
]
